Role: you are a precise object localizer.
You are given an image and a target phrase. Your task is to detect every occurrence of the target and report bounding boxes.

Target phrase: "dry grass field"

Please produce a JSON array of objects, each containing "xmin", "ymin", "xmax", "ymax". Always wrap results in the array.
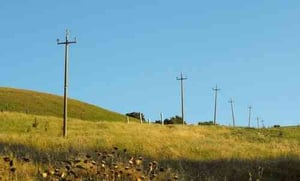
[{"xmin": 0, "ymin": 111, "xmax": 299, "ymax": 180}]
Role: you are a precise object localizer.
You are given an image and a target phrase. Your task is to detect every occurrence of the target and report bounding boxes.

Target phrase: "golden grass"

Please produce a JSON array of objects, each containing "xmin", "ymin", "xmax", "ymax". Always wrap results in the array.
[
  {"xmin": 0, "ymin": 112, "xmax": 299, "ymax": 159},
  {"xmin": 0, "ymin": 112, "xmax": 299, "ymax": 180}
]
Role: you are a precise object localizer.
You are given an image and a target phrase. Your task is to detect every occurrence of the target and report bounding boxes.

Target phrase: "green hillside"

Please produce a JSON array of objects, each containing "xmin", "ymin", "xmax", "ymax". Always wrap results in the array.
[{"xmin": 0, "ymin": 87, "xmax": 127, "ymax": 122}]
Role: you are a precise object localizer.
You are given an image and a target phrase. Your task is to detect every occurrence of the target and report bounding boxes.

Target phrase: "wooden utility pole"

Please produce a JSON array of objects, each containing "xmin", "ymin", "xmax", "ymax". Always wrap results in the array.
[
  {"xmin": 256, "ymin": 117, "xmax": 260, "ymax": 129},
  {"xmin": 139, "ymin": 112, "xmax": 143, "ymax": 124},
  {"xmin": 228, "ymin": 98, "xmax": 236, "ymax": 127},
  {"xmin": 212, "ymin": 85, "xmax": 220, "ymax": 125},
  {"xmin": 248, "ymin": 106, "xmax": 252, "ymax": 128},
  {"xmin": 160, "ymin": 113, "xmax": 164, "ymax": 125},
  {"xmin": 57, "ymin": 29, "xmax": 77, "ymax": 137},
  {"xmin": 176, "ymin": 73, "xmax": 187, "ymax": 125}
]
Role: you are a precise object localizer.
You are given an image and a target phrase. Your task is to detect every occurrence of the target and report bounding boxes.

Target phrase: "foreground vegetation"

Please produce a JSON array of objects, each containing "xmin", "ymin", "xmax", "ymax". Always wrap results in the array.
[
  {"xmin": 0, "ymin": 112, "xmax": 299, "ymax": 180},
  {"xmin": 0, "ymin": 87, "xmax": 128, "ymax": 122}
]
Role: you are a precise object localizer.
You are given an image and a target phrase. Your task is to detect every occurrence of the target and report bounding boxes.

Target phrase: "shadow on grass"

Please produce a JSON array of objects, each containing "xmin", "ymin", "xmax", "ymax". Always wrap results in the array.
[
  {"xmin": 0, "ymin": 141, "xmax": 81, "ymax": 165},
  {"xmin": 0, "ymin": 142, "xmax": 299, "ymax": 181},
  {"xmin": 161, "ymin": 157, "xmax": 300, "ymax": 181}
]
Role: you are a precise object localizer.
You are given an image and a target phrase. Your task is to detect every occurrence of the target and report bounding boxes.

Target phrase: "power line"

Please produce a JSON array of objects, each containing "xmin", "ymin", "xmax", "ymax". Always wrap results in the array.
[
  {"xmin": 57, "ymin": 29, "xmax": 77, "ymax": 137},
  {"xmin": 228, "ymin": 98, "xmax": 236, "ymax": 127},
  {"xmin": 256, "ymin": 117, "xmax": 260, "ymax": 129},
  {"xmin": 212, "ymin": 85, "xmax": 220, "ymax": 125},
  {"xmin": 176, "ymin": 73, "xmax": 187, "ymax": 125}
]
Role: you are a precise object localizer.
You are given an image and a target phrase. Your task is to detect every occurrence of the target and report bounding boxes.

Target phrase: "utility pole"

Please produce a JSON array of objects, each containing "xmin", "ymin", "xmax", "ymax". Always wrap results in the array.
[
  {"xmin": 248, "ymin": 106, "xmax": 252, "ymax": 128},
  {"xmin": 160, "ymin": 113, "xmax": 164, "ymax": 125},
  {"xmin": 139, "ymin": 112, "xmax": 143, "ymax": 124},
  {"xmin": 228, "ymin": 98, "xmax": 235, "ymax": 127},
  {"xmin": 57, "ymin": 29, "xmax": 77, "ymax": 137},
  {"xmin": 261, "ymin": 119, "xmax": 265, "ymax": 128},
  {"xmin": 256, "ymin": 117, "xmax": 260, "ymax": 129},
  {"xmin": 176, "ymin": 73, "xmax": 187, "ymax": 125},
  {"xmin": 212, "ymin": 85, "xmax": 220, "ymax": 125}
]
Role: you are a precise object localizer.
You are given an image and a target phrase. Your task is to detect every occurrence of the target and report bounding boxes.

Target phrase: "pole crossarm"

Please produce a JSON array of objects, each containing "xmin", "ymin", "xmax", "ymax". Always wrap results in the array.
[
  {"xmin": 176, "ymin": 72, "xmax": 188, "ymax": 81},
  {"xmin": 57, "ymin": 30, "xmax": 77, "ymax": 45},
  {"xmin": 57, "ymin": 29, "xmax": 77, "ymax": 137}
]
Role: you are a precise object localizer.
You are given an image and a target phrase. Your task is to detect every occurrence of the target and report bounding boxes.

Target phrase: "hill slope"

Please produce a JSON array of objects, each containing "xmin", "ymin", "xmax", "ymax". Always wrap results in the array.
[{"xmin": 0, "ymin": 87, "xmax": 127, "ymax": 122}]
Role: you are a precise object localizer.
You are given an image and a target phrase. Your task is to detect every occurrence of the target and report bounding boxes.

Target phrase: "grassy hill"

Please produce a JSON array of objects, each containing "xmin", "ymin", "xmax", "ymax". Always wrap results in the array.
[
  {"xmin": 0, "ymin": 87, "xmax": 299, "ymax": 180},
  {"xmin": 0, "ymin": 112, "xmax": 299, "ymax": 180},
  {"xmin": 0, "ymin": 87, "xmax": 128, "ymax": 122}
]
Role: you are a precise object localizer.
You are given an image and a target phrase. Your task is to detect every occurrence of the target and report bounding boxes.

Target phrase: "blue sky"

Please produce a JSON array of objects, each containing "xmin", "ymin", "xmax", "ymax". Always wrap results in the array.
[{"xmin": 1, "ymin": 0, "xmax": 300, "ymax": 126}]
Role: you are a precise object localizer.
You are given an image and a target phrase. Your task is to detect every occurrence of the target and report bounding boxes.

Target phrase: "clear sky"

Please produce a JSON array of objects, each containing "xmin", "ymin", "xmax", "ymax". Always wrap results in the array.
[{"xmin": 1, "ymin": 0, "xmax": 300, "ymax": 127}]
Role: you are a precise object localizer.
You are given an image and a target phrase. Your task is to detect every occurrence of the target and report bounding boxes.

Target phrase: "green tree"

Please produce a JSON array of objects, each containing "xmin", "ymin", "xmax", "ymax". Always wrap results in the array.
[
  {"xmin": 157, "ymin": 115, "xmax": 186, "ymax": 125},
  {"xmin": 125, "ymin": 112, "xmax": 145, "ymax": 122},
  {"xmin": 198, "ymin": 121, "xmax": 214, "ymax": 125}
]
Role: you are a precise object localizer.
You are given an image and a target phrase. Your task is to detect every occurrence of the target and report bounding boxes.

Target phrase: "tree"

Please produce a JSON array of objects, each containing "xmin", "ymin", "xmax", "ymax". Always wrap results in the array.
[
  {"xmin": 198, "ymin": 121, "xmax": 214, "ymax": 125},
  {"xmin": 125, "ymin": 112, "xmax": 145, "ymax": 122},
  {"xmin": 156, "ymin": 115, "xmax": 186, "ymax": 125}
]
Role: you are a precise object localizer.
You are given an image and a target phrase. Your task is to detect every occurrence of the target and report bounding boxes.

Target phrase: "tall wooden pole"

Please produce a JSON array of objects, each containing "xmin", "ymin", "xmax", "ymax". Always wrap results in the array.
[
  {"xmin": 176, "ymin": 73, "xmax": 187, "ymax": 125},
  {"xmin": 212, "ymin": 85, "xmax": 220, "ymax": 125},
  {"xmin": 139, "ymin": 112, "xmax": 143, "ymax": 124},
  {"xmin": 57, "ymin": 30, "xmax": 77, "ymax": 137},
  {"xmin": 248, "ymin": 106, "xmax": 252, "ymax": 128},
  {"xmin": 228, "ymin": 98, "xmax": 235, "ymax": 127},
  {"xmin": 160, "ymin": 112, "xmax": 164, "ymax": 125}
]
